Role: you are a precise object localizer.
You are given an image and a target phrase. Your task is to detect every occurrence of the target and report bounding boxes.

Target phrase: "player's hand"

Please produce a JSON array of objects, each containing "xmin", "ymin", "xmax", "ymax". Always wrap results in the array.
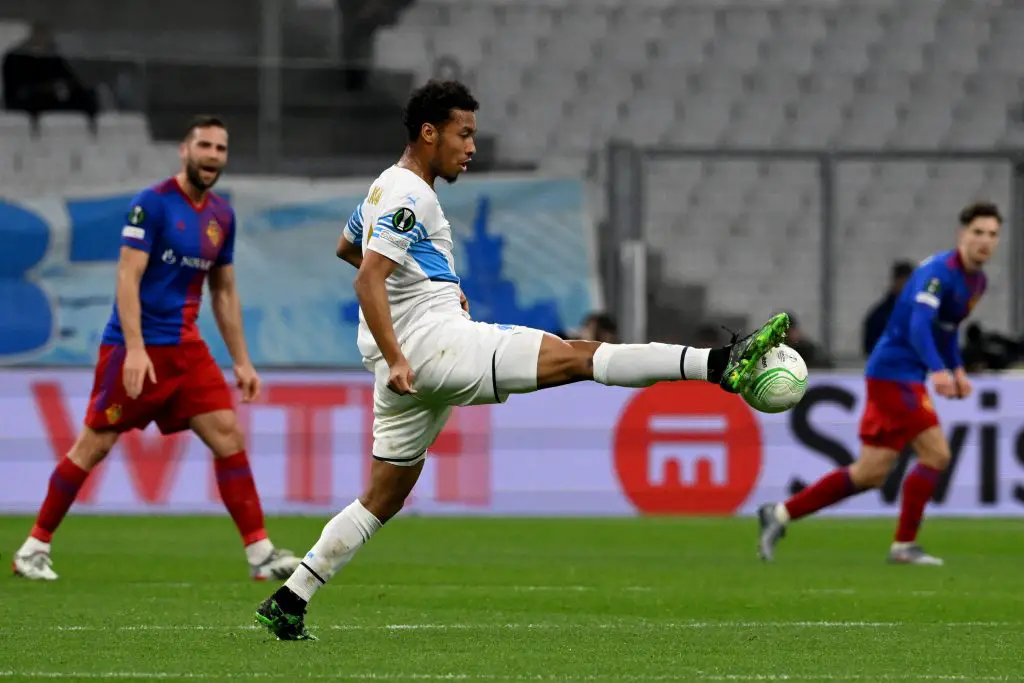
[
  {"xmin": 123, "ymin": 347, "xmax": 156, "ymax": 400},
  {"xmin": 929, "ymin": 369, "xmax": 958, "ymax": 399},
  {"xmin": 459, "ymin": 288, "xmax": 470, "ymax": 317},
  {"xmin": 387, "ymin": 357, "xmax": 417, "ymax": 395},
  {"xmin": 234, "ymin": 362, "xmax": 261, "ymax": 403},
  {"xmin": 953, "ymin": 367, "xmax": 973, "ymax": 399}
]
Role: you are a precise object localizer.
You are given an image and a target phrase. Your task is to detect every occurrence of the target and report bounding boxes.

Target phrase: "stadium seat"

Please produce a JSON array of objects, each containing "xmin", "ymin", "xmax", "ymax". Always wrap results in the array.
[
  {"xmin": 38, "ymin": 112, "xmax": 92, "ymax": 146},
  {"xmin": 0, "ymin": 111, "xmax": 33, "ymax": 142},
  {"xmin": 96, "ymin": 112, "xmax": 151, "ymax": 143}
]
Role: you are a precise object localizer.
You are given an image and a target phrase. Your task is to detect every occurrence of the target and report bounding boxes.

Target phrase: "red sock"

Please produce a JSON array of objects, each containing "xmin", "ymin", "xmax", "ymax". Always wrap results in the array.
[
  {"xmin": 31, "ymin": 456, "xmax": 90, "ymax": 543},
  {"xmin": 784, "ymin": 467, "xmax": 857, "ymax": 521},
  {"xmin": 214, "ymin": 451, "xmax": 268, "ymax": 546},
  {"xmin": 894, "ymin": 463, "xmax": 941, "ymax": 543}
]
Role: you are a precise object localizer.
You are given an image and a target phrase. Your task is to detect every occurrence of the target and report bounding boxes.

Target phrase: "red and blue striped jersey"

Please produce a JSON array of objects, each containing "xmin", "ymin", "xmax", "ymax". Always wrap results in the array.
[
  {"xmin": 865, "ymin": 249, "xmax": 986, "ymax": 382},
  {"xmin": 102, "ymin": 177, "xmax": 236, "ymax": 346}
]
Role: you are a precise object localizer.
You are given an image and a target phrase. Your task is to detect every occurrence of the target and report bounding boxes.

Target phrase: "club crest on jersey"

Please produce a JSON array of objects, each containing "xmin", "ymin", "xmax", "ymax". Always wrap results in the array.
[
  {"xmin": 105, "ymin": 404, "xmax": 122, "ymax": 424},
  {"xmin": 129, "ymin": 205, "xmax": 145, "ymax": 225},
  {"xmin": 206, "ymin": 219, "xmax": 221, "ymax": 246},
  {"xmin": 392, "ymin": 207, "xmax": 416, "ymax": 232}
]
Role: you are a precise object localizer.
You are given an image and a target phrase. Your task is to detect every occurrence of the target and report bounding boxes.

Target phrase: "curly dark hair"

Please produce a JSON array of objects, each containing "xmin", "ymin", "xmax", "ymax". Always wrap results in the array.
[
  {"xmin": 959, "ymin": 201, "xmax": 1002, "ymax": 226},
  {"xmin": 403, "ymin": 79, "xmax": 479, "ymax": 142}
]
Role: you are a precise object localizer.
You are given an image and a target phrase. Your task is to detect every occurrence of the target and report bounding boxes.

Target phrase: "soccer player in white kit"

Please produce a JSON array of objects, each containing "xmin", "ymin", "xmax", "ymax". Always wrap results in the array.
[{"xmin": 255, "ymin": 80, "xmax": 790, "ymax": 640}]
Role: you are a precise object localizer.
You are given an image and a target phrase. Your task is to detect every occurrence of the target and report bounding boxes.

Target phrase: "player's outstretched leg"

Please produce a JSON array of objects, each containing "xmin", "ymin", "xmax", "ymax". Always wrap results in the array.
[
  {"xmin": 533, "ymin": 313, "xmax": 789, "ymax": 394},
  {"xmin": 888, "ymin": 427, "xmax": 949, "ymax": 566},
  {"xmin": 757, "ymin": 446, "xmax": 897, "ymax": 561},
  {"xmin": 255, "ymin": 459, "xmax": 419, "ymax": 641},
  {"xmin": 13, "ymin": 428, "xmax": 118, "ymax": 580},
  {"xmin": 190, "ymin": 410, "xmax": 302, "ymax": 580}
]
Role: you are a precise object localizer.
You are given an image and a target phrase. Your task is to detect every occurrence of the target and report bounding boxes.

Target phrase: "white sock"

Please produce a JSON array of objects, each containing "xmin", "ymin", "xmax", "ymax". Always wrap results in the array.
[
  {"xmin": 591, "ymin": 343, "xmax": 711, "ymax": 387},
  {"xmin": 774, "ymin": 503, "xmax": 791, "ymax": 525},
  {"xmin": 245, "ymin": 538, "xmax": 274, "ymax": 566},
  {"xmin": 18, "ymin": 537, "xmax": 50, "ymax": 556},
  {"xmin": 682, "ymin": 347, "xmax": 711, "ymax": 381},
  {"xmin": 284, "ymin": 499, "xmax": 382, "ymax": 602}
]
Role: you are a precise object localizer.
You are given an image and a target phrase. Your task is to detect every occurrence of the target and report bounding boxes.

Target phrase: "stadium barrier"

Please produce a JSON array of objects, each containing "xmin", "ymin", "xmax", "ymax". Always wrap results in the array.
[
  {"xmin": 2, "ymin": 370, "xmax": 1023, "ymax": 517},
  {"xmin": 0, "ymin": 174, "xmax": 599, "ymax": 367}
]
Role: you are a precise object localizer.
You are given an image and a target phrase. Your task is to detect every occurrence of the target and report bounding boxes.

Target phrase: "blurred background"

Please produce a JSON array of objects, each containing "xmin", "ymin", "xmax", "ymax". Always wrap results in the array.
[
  {"xmin": 2, "ymin": 0, "xmax": 1024, "ymax": 517},
  {"xmin": 3, "ymin": 0, "xmax": 1024, "ymax": 369}
]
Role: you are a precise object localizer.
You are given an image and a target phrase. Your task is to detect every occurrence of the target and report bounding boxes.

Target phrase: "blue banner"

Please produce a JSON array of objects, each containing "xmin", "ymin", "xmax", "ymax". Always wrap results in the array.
[{"xmin": 0, "ymin": 175, "xmax": 599, "ymax": 367}]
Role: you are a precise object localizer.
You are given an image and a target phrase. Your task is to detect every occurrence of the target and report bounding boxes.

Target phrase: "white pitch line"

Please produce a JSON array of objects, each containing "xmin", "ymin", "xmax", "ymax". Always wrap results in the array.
[
  {"xmin": 35, "ymin": 620, "xmax": 1024, "ymax": 633},
  {"xmin": 696, "ymin": 677, "xmax": 1019, "ymax": 682},
  {"xmin": 0, "ymin": 672, "xmax": 1019, "ymax": 682}
]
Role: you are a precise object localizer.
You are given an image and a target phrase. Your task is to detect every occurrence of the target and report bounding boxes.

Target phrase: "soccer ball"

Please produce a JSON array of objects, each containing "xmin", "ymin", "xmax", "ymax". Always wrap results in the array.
[{"xmin": 742, "ymin": 344, "xmax": 808, "ymax": 414}]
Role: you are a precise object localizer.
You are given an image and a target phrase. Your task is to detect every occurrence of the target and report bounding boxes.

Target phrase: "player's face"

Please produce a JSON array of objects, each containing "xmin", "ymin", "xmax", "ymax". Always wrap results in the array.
[
  {"xmin": 959, "ymin": 216, "xmax": 1000, "ymax": 266},
  {"xmin": 431, "ymin": 110, "xmax": 476, "ymax": 183},
  {"xmin": 180, "ymin": 126, "xmax": 228, "ymax": 191}
]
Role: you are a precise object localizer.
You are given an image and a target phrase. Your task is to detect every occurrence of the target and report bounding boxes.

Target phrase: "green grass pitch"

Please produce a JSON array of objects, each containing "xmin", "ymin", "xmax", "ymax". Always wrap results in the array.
[{"xmin": 0, "ymin": 515, "xmax": 1022, "ymax": 682}]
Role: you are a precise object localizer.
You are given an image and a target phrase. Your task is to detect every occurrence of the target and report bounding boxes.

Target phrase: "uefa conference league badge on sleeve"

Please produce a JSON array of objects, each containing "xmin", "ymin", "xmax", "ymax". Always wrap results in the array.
[
  {"xmin": 122, "ymin": 205, "xmax": 147, "ymax": 241},
  {"xmin": 392, "ymin": 207, "xmax": 416, "ymax": 233},
  {"xmin": 926, "ymin": 277, "xmax": 941, "ymax": 295}
]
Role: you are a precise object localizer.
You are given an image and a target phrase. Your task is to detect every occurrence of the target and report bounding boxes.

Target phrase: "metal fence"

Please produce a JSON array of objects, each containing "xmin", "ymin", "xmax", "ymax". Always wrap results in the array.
[{"xmin": 607, "ymin": 145, "xmax": 1024, "ymax": 363}]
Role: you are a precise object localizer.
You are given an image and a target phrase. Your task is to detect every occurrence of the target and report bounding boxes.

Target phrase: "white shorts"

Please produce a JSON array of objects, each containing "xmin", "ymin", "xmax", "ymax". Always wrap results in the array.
[{"xmin": 367, "ymin": 318, "xmax": 545, "ymax": 466}]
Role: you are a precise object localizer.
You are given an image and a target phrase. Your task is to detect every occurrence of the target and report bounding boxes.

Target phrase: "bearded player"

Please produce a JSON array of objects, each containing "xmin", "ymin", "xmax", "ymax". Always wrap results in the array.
[
  {"xmin": 757, "ymin": 202, "xmax": 1001, "ymax": 565},
  {"xmin": 12, "ymin": 116, "xmax": 302, "ymax": 581},
  {"xmin": 253, "ymin": 79, "xmax": 791, "ymax": 640}
]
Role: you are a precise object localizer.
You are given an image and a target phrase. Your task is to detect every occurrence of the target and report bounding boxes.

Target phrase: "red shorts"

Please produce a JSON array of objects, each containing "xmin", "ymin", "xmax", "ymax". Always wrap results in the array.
[
  {"xmin": 858, "ymin": 378, "xmax": 940, "ymax": 451},
  {"xmin": 84, "ymin": 342, "xmax": 234, "ymax": 434}
]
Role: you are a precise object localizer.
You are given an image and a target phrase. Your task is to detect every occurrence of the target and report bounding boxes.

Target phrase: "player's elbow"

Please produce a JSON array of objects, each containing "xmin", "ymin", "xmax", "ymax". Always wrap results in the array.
[{"xmin": 336, "ymin": 239, "xmax": 364, "ymax": 269}]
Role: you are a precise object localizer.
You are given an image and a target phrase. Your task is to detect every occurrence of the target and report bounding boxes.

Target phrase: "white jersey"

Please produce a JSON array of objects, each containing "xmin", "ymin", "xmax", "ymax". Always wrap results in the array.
[{"xmin": 342, "ymin": 165, "xmax": 465, "ymax": 363}]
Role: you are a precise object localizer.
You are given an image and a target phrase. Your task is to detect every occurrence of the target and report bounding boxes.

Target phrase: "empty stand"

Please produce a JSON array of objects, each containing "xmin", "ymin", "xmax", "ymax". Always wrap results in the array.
[
  {"xmin": 373, "ymin": 0, "xmax": 1016, "ymax": 356},
  {"xmin": 0, "ymin": 2, "xmax": 1017, "ymax": 357}
]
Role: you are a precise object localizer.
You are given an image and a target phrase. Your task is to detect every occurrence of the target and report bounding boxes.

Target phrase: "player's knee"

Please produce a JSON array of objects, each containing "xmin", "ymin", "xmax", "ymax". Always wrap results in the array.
[
  {"xmin": 204, "ymin": 413, "xmax": 246, "ymax": 458},
  {"xmin": 917, "ymin": 444, "xmax": 952, "ymax": 471},
  {"xmin": 67, "ymin": 429, "xmax": 117, "ymax": 471},
  {"xmin": 213, "ymin": 426, "xmax": 246, "ymax": 458},
  {"xmin": 849, "ymin": 458, "xmax": 892, "ymax": 489},
  {"xmin": 912, "ymin": 426, "xmax": 952, "ymax": 470}
]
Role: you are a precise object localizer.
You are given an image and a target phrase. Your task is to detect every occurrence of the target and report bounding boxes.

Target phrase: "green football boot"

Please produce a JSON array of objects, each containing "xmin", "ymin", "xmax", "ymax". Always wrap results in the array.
[
  {"xmin": 719, "ymin": 312, "xmax": 791, "ymax": 394},
  {"xmin": 255, "ymin": 596, "xmax": 317, "ymax": 641}
]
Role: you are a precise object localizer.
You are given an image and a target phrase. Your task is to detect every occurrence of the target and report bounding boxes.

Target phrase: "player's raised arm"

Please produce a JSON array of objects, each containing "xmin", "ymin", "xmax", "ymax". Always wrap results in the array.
[
  {"xmin": 336, "ymin": 202, "xmax": 365, "ymax": 269},
  {"xmin": 209, "ymin": 216, "xmax": 260, "ymax": 402}
]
